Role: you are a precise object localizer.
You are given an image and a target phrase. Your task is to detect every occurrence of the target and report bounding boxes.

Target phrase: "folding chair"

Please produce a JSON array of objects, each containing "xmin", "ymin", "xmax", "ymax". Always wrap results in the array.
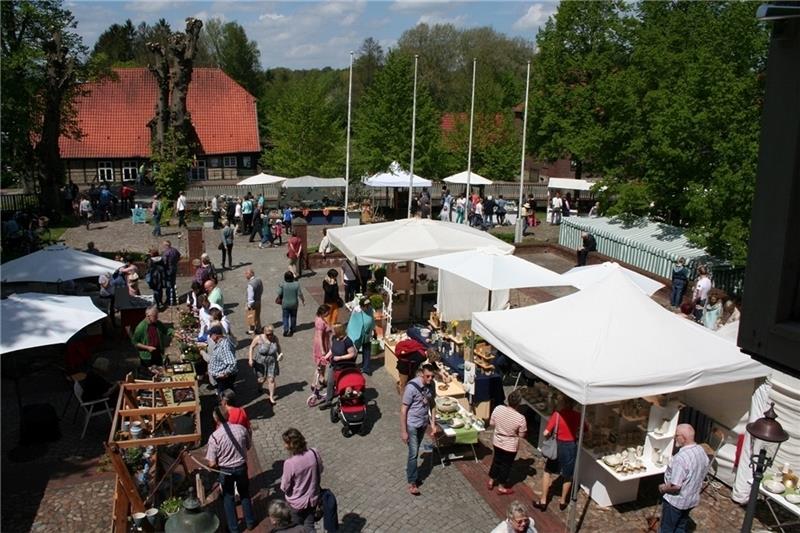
[{"xmin": 73, "ymin": 381, "xmax": 113, "ymax": 439}]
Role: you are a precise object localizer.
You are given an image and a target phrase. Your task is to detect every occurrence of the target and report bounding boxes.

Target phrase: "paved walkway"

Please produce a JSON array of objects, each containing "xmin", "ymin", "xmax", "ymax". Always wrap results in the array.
[{"xmin": 209, "ymin": 228, "xmax": 499, "ymax": 532}]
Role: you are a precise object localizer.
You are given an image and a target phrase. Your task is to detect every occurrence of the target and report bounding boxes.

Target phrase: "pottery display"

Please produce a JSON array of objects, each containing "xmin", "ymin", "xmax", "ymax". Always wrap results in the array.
[
  {"xmin": 785, "ymin": 494, "xmax": 800, "ymax": 504},
  {"xmin": 763, "ymin": 480, "xmax": 786, "ymax": 494}
]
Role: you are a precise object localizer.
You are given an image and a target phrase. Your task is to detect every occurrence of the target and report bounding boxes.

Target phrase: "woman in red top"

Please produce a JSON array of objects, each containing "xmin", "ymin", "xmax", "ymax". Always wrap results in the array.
[{"xmin": 536, "ymin": 395, "xmax": 586, "ymax": 511}]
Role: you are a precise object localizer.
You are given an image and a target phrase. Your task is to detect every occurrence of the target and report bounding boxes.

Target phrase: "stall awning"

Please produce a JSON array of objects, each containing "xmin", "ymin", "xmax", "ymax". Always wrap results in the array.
[
  {"xmin": 563, "ymin": 262, "xmax": 665, "ymax": 296},
  {"xmin": 237, "ymin": 172, "xmax": 287, "ymax": 186},
  {"xmin": 472, "ymin": 268, "xmax": 769, "ymax": 405},
  {"xmin": 327, "ymin": 218, "xmax": 514, "ymax": 265},
  {"xmin": 417, "ymin": 249, "xmax": 569, "ymax": 291},
  {"xmin": 1, "ymin": 244, "xmax": 125, "ymax": 283},
  {"xmin": 547, "ymin": 177, "xmax": 594, "ymax": 191},
  {"xmin": 443, "ymin": 171, "xmax": 493, "ymax": 186},
  {"xmin": 282, "ymin": 176, "xmax": 346, "ymax": 188},
  {"xmin": 363, "ymin": 161, "xmax": 431, "ymax": 188},
  {"xmin": 1, "ymin": 293, "xmax": 107, "ymax": 353}
]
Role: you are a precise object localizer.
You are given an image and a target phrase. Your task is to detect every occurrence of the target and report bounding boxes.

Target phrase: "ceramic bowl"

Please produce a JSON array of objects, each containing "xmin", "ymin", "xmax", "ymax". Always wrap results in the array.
[
  {"xmin": 450, "ymin": 418, "xmax": 465, "ymax": 429},
  {"xmin": 603, "ymin": 454, "xmax": 622, "ymax": 467},
  {"xmin": 763, "ymin": 480, "xmax": 785, "ymax": 494},
  {"xmin": 785, "ymin": 494, "xmax": 800, "ymax": 504}
]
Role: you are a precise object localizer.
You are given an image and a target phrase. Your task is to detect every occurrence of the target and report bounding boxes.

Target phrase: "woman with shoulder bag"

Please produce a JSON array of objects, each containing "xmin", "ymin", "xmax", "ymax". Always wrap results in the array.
[
  {"xmin": 280, "ymin": 428, "xmax": 322, "ymax": 533},
  {"xmin": 247, "ymin": 325, "xmax": 282, "ymax": 404},
  {"xmin": 536, "ymin": 395, "xmax": 587, "ymax": 512}
]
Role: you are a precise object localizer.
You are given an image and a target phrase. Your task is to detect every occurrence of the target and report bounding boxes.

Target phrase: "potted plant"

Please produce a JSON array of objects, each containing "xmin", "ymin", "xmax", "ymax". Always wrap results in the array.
[
  {"xmin": 369, "ymin": 294, "xmax": 384, "ymax": 311},
  {"xmin": 160, "ymin": 496, "xmax": 183, "ymax": 517}
]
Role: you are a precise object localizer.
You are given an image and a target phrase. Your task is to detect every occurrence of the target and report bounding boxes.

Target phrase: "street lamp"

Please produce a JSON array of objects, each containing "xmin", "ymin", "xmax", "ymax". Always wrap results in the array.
[{"xmin": 741, "ymin": 402, "xmax": 789, "ymax": 533}]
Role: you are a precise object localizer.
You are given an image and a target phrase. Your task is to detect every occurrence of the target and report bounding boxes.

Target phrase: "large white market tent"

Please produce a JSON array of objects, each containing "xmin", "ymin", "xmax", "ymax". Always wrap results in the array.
[
  {"xmin": 472, "ymin": 268, "xmax": 769, "ymax": 406},
  {"xmin": 563, "ymin": 262, "xmax": 665, "ymax": 297},
  {"xmin": 443, "ymin": 171, "xmax": 493, "ymax": 186},
  {"xmin": 326, "ymin": 218, "xmax": 513, "ymax": 265},
  {"xmin": 1, "ymin": 244, "xmax": 125, "ymax": 283},
  {"xmin": 237, "ymin": 172, "xmax": 287, "ymax": 186},
  {"xmin": 1, "ymin": 293, "xmax": 107, "ymax": 353},
  {"xmin": 363, "ymin": 161, "xmax": 432, "ymax": 188},
  {"xmin": 417, "ymin": 248, "xmax": 569, "ymax": 291},
  {"xmin": 281, "ymin": 176, "xmax": 347, "ymax": 188}
]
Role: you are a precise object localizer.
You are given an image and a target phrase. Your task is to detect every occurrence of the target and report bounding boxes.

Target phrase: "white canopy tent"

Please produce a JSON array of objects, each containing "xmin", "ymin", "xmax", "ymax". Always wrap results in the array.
[
  {"xmin": 472, "ymin": 268, "xmax": 769, "ymax": 530},
  {"xmin": 1, "ymin": 244, "xmax": 125, "ymax": 283},
  {"xmin": 326, "ymin": 218, "xmax": 514, "ymax": 265},
  {"xmin": 417, "ymin": 248, "xmax": 572, "ymax": 321},
  {"xmin": 563, "ymin": 262, "xmax": 665, "ymax": 297},
  {"xmin": 363, "ymin": 161, "xmax": 432, "ymax": 188},
  {"xmin": 547, "ymin": 177, "xmax": 594, "ymax": 191},
  {"xmin": 472, "ymin": 268, "xmax": 767, "ymax": 405},
  {"xmin": 237, "ymin": 172, "xmax": 287, "ymax": 186},
  {"xmin": 443, "ymin": 171, "xmax": 493, "ymax": 186},
  {"xmin": 281, "ymin": 176, "xmax": 347, "ymax": 188},
  {"xmin": 1, "ymin": 293, "xmax": 107, "ymax": 353}
]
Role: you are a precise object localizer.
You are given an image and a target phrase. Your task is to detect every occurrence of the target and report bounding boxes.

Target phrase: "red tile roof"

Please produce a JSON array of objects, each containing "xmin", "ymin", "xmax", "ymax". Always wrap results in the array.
[{"xmin": 59, "ymin": 68, "xmax": 260, "ymax": 158}]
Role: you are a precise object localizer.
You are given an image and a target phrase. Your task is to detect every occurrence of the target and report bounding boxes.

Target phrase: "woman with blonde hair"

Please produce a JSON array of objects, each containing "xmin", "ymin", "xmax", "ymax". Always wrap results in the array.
[{"xmin": 248, "ymin": 325, "xmax": 283, "ymax": 404}]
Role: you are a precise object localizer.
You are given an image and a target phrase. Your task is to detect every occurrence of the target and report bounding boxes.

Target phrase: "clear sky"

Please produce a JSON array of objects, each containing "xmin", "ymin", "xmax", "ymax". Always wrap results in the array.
[{"xmin": 66, "ymin": 1, "xmax": 558, "ymax": 69}]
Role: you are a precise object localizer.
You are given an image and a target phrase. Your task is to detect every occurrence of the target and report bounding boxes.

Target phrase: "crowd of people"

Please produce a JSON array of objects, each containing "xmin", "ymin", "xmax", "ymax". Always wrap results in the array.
[{"xmin": 671, "ymin": 260, "xmax": 741, "ymax": 331}]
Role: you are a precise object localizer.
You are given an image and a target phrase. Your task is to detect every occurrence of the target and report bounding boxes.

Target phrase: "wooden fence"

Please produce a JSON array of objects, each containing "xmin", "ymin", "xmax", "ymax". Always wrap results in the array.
[{"xmin": 0, "ymin": 193, "xmax": 39, "ymax": 213}]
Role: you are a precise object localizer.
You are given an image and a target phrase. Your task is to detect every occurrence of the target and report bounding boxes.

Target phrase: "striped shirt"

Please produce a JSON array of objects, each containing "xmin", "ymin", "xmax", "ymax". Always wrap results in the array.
[
  {"xmin": 490, "ymin": 405, "xmax": 527, "ymax": 453},
  {"xmin": 209, "ymin": 336, "xmax": 237, "ymax": 377},
  {"xmin": 664, "ymin": 444, "xmax": 709, "ymax": 510},
  {"xmin": 206, "ymin": 422, "xmax": 250, "ymax": 468}
]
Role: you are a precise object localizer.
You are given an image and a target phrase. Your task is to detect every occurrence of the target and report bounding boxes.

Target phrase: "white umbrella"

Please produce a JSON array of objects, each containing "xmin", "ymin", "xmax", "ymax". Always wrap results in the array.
[
  {"xmin": 562, "ymin": 262, "xmax": 665, "ymax": 296},
  {"xmin": 237, "ymin": 172, "xmax": 287, "ymax": 186},
  {"xmin": 417, "ymin": 248, "xmax": 569, "ymax": 290},
  {"xmin": 327, "ymin": 218, "xmax": 513, "ymax": 265},
  {"xmin": 363, "ymin": 161, "xmax": 431, "ymax": 188},
  {"xmin": 1, "ymin": 293, "xmax": 107, "ymax": 353},
  {"xmin": 443, "ymin": 170, "xmax": 493, "ymax": 186},
  {"xmin": 282, "ymin": 176, "xmax": 347, "ymax": 188},
  {"xmin": 1, "ymin": 244, "xmax": 125, "ymax": 283}
]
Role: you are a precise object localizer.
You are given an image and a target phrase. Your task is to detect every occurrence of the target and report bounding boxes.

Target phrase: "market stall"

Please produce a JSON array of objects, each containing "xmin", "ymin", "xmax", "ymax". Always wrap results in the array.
[
  {"xmin": 281, "ymin": 176, "xmax": 348, "ymax": 225},
  {"xmin": 562, "ymin": 261, "xmax": 665, "ymax": 297},
  {"xmin": 547, "ymin": 177, "xmax": 594, "ymax": 216},
  {"xmin": 1, "ymin": 244, "xmax": 125, "ymax": 284},
  {"xmin": 472, "ymin": 268, "xmax": 769, "ymax": 520},
  {"xmin": 236, "ymin": 172, "xmax": 287, "ymax": 187},
  {"xmin": 362, "ymin": 161, "xmax": 432, "ymax": 218}
]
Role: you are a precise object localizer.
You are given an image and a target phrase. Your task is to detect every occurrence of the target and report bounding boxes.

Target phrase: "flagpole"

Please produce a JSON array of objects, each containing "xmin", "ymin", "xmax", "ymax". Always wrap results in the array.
[
  {"xmin": 407, "ymin": 54, "xmax": 419, "ymax": 218},
  {"xmin": 515, "ymin": 60, "xmax": 531, "ymax": 243},
  {"xmin": 465, "ymin": 58, "xmax": 476, "ymax": 224},
  {"xmin": 344, "ymin": 51, "xmax": 354, "ymax": 226}
]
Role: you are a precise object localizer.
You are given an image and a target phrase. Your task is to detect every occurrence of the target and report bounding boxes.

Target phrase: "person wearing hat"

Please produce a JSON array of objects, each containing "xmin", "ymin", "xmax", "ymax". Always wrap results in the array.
[{"xmin": 208, "ymin": 325, "xmax": 238, "ymax": 395}]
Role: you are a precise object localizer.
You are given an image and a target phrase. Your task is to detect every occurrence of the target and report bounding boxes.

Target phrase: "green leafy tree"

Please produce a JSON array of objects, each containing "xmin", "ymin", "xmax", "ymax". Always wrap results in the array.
[
  {"xmin": 260, "ymin": 75, "xmax": 344, "ymax": 177},
  {"xmin": 90, "ymin": 20, "xmax": 136, "ymax": 65},
  {"xmin": 353, "ymin": 37, "xmax": 384, "ymax": 102},
  {"xmin": 352, "ymin": 50, "xmax": 443, "ymax": 179},
  {"xmin": 1, "ymin": 0, "xmax": 93, "ymax": 211},
  {"xmin": 197, "ymin": 19, "xmax": 264, "ymax": 97},
  {"xmin": 441, "ymin": 113, "xmax": 521, "ymax": 181}
]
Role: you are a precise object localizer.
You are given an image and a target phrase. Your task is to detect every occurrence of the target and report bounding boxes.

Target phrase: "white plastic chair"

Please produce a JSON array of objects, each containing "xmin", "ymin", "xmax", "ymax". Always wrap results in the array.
[{"xmin": 73, "ymin": 381, "xmax": 113, "ymax": 439}]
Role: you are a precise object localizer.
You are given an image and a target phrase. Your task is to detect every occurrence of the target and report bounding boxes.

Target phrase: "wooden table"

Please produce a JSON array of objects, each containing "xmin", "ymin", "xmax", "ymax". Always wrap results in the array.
[{"xmin": 382, "ymin": 339, "xmax": 400, "ymax": 384}]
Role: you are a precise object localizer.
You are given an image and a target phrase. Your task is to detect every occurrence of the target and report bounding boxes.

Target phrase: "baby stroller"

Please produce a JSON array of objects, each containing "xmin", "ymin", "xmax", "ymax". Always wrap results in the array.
[{"xmin": 329, "ymin": 365, "xmax": 367, "ymax": 437}]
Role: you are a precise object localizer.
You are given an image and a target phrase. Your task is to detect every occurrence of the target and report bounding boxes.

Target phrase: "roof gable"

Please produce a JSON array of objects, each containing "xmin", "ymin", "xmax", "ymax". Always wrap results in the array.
[{"xmin": 59, "ymin": 68, "xmax": 260, "ymax": 159}]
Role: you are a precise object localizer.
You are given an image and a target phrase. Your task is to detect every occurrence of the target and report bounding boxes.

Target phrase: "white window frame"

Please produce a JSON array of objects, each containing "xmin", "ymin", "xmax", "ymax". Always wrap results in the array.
[
  {"xmin": 98, "ymin": 161, "xmax": 114, "ymax": 182},
  {"xmin": 223, "ymin": 156, "xmax": 237, "ymax": 168},
  {"xmin": 122, "ymin": 161, "xmax": 137, "ymax": 182},
  {"xmin": 242, "ymin": 155, "xmax": 252, "ymax": 169}
]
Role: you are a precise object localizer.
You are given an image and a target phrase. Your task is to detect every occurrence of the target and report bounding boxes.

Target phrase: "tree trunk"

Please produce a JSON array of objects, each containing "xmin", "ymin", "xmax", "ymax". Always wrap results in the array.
[
  {"xmin": 168, "ymin": 18, "xmax": 202, "ymax": 140},
  {"xmin": 36, "ymin": 30, "xmax": 73, "ymax": 215},
  {"xmin": 148, "ymin": 43, "xmax": 170, "ymax": 156}
]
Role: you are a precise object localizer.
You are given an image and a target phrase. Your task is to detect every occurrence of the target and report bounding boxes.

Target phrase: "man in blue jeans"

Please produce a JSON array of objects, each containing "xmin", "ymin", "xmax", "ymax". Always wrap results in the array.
[
  {"xmin": 658, "ymin": 424, "xmax": 708, "ymax": 533},
  {"xmin": 400, "ymin": 363, "xmax": 437, "ymax": 495},
  {"xmin": 207, "ymin": 407, "xmax": 255, "ymax": 533}
]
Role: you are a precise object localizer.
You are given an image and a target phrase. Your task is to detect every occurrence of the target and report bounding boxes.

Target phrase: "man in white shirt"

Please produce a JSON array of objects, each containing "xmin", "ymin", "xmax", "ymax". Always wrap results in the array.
[
  {"xmin": 550, "ymin": 193, "xmax": 562, "ymax": 225},
  {"xmin": 211, "ymin": 195, "xmax": 221, "ymax": 229},
  {"xmin": 176, "ymin": 190, "xmax": 187, "ymax": 228}
]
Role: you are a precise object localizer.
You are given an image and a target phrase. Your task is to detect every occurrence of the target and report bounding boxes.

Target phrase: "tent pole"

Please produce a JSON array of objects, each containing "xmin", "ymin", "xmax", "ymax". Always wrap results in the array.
[
  {"xmin": 487, "ymin": 290, "xmax": 492, "ymax": 311},
  {"xmin": 412, "ymin": 262, "xmax": 418, "ymax": 322},
  {"xmin": 568, "ymin": 403, "xmax": 587, "ymax": 533}
]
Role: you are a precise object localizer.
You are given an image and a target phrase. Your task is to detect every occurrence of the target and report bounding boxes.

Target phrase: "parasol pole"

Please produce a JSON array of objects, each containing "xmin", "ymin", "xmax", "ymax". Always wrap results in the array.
[
  {"xmin": 465, "ymin": 58, "xmax": 476, "ymax": 224},
  {"xmin": 344, "ymin": 51, "xmax": 354, "ymax": 226},
  {"xmin": 515, "ymin": 60, "xmax": 531, "ymax": 243},
  {"xmin": 407, "ymin": 54, "xmax": 419, "ymax": 218}
]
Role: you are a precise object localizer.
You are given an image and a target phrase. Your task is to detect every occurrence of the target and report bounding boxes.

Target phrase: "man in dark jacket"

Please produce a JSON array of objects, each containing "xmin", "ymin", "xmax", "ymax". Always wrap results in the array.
[
  {"xmin": 161, "ymin": 240, "xmax": 181, "ymax": 306},
  {"xmin": 577, "ymin": 232, "xmax": 597, "ymax": 266}
]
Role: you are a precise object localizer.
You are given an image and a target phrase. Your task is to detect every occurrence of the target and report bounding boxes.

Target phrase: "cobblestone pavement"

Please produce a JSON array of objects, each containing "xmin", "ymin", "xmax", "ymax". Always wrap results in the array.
[{"xmin": 211, "ymin": 228, "xmax": 500, "ymax": 533}]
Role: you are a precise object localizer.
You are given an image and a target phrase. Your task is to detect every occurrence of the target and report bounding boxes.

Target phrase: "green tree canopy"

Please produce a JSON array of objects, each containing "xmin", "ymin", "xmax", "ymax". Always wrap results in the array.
[
  {"xmin": 260, "ymin": 74, "xmax": 345, "ymax": 178},
  {"xmin": 197, "ymin": 19, "xmax": 264, "ymax": 97},
  {"xmin": 352, "ymin": 50, "xmax": 443, "ymax": 179}
]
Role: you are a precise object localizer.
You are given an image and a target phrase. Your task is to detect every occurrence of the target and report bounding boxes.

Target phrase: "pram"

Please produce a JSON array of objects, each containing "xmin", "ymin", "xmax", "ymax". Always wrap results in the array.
[{"xmin": 329, "ymin": 365, "xmax": 367, "ymax": 437}]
